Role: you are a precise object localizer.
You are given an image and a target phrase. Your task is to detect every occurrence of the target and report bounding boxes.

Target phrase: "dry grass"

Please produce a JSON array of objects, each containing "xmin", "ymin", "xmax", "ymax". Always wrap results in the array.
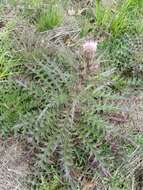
[
  {"xmin": 0, "ymin": 138, "xmax": 29, "ymax": 190},
  {"xmin": 114, "ymin": 90, "xmax": 143, "ymax": 189}
]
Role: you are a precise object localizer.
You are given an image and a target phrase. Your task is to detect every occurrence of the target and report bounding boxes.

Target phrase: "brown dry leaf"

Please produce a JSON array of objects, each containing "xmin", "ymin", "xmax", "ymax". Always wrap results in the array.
[
  {"xmin": 86, "ymin": 0, "xmax": 92, "ymax": 5},
  {"xmin": 77, "ymin": 8, "xmax": 86, "ymax": 16},
  {"xmin": 67, "ymin": 7, "xmax": 86, "ymax": 16},
  {"xmin": 0, "ymin": 21, "xmax": 5, "ymax": 28},
  {"xmin": 63, "ymin": 34, "xmax": 71, "ymax": 45},
  {"xmin": 67, "ymin": 8, "xmax": 76, "ymax": 16},
  {"xmin": 82, "ymin": 182, "xmax": 96, "ymax": 190}
]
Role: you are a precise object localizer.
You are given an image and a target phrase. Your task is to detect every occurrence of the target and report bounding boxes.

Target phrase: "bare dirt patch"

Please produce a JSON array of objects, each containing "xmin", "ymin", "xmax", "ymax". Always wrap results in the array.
[{"xmin": 0, "ymin": 138, "xmax": 29, "ymax": 190}]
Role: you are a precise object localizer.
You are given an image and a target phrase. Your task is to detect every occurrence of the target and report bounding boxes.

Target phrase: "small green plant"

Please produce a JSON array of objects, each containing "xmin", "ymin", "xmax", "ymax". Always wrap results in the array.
[
  {"xmin": 37, "ymin": 3, "xmax": 64, "ymax": 31},
  {"xmin": 39, "ymin": 176, "xmax": 61, "ymax": 190}
]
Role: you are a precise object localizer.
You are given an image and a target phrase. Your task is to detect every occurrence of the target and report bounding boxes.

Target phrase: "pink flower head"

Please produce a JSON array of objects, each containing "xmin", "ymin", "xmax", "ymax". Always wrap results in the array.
[{"xmin": 82, "ymin": 40, "xmax": 97, "ymax": 59}]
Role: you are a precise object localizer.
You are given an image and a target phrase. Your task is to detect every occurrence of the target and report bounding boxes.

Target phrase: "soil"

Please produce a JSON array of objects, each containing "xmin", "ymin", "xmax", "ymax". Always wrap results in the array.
[{"xmin": 0, "ymin": 138, "xmax": 29, "ymax": 190}]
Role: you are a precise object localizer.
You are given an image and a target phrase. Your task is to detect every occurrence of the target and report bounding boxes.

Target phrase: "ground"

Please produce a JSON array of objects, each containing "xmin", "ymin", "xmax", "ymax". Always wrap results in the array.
[{"xmin": 0, "ymin": 138, "xmax": 28, "ymax": 190}]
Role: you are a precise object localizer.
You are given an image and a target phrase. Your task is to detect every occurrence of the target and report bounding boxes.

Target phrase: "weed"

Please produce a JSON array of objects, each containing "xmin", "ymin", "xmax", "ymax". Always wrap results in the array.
[{"xmin": 38, "ymin": 176, "xmax": 62, "ymax": 190}]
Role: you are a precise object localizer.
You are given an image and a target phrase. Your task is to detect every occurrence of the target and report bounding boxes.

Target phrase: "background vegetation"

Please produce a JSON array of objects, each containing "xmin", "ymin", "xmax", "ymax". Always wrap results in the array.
[{"xmin": 0, "ymin": 0, "xmax": 143, "ymax": 189}]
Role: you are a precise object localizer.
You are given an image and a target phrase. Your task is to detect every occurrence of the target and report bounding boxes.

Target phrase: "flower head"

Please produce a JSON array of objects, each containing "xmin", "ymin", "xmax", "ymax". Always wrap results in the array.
[{"xmin": 82, "ymin": 40, "xmax": 97, "ymax": 59}]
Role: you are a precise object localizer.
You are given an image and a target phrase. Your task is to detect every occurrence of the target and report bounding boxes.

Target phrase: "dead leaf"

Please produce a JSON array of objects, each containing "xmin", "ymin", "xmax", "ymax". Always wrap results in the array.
[
  {"xmin": 77, "ymin": 8, "xmax": 86, "ymax": 16},
  {"xmin": 82, "ymin": 181, "xmax": 96, "ymax": 190},
  {"xmin": 0, "ymin": 21, "xmax": 5, "ymax": 28},
  {"xmin": 67, "ymin": 8, "xmax": 76, "ymax": 16}
]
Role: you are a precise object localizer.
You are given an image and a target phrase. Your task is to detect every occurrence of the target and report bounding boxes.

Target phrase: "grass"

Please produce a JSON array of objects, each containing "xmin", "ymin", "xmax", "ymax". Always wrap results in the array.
[
  {"xmin": 0, "ymin": 21, "xmax": 16, "ymax": 78},
  {"xmin": 37, "ymin": 3, "xmax": 64, "ymax": 31},
  {"xmin": 0, "ymin": 0, "xmax": 143, "ymax": 189},
  {"xmin": 91, "ymin": 0, "xmax": 143, "ymax": 36},
  {"xmin": 94, "ymin": 0, "xmax": 112, "ymax": 30}
]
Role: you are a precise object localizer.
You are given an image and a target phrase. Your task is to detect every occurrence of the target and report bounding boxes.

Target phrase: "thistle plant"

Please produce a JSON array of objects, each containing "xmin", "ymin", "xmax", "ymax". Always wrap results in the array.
[
  {"xmin": 14, "ymin": 38, "xmax": 124, "ymax": 189},
  {"xmin": 102, "ymin": 34, "xmax": 143, "ymax": 81},
  {"xmin": 1, "ymin": 23, "xmax": 128, "ymax": 189}
]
